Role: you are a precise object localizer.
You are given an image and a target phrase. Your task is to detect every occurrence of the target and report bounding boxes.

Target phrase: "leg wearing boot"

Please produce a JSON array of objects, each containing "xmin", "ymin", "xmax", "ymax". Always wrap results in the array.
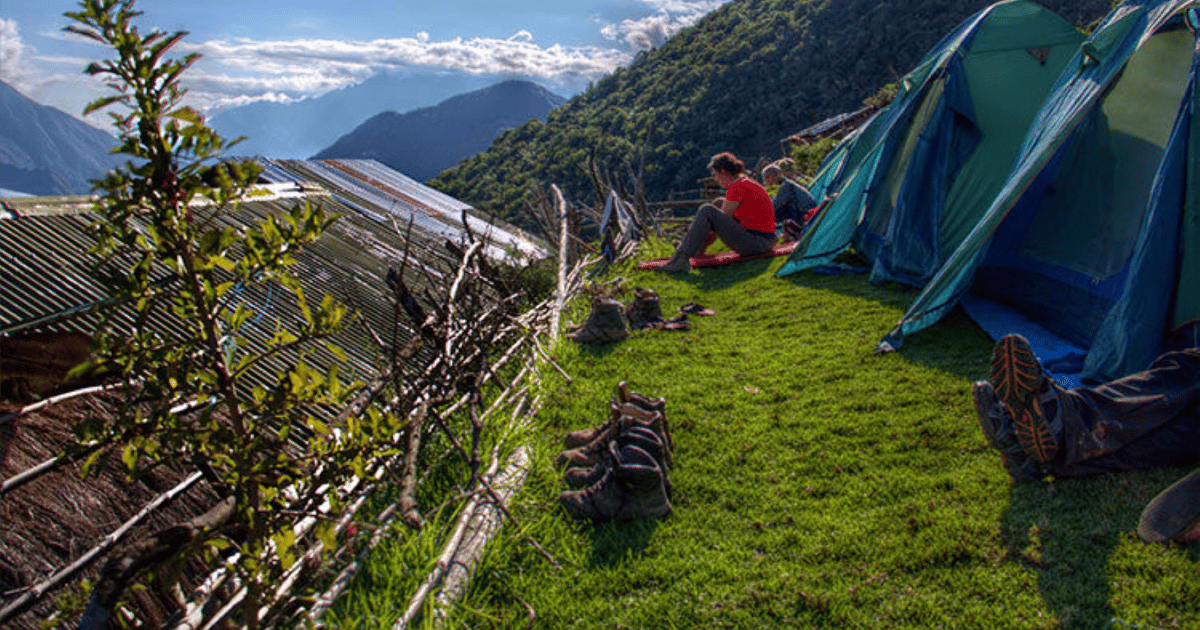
[
  {"xmin": 1139, "ymin": 467, "xmax": 1200, "ymax": 543},
  {"xmin": 976, "ymin": 338, "xmax": 1200, "ymax": 480},
  {"xmin": 989, "ymin": 334, "xmax": 1064, "ymax": 465},
  {"xmin": 658, "ymin": 204, "xmax": 774, "ymax": 272}
]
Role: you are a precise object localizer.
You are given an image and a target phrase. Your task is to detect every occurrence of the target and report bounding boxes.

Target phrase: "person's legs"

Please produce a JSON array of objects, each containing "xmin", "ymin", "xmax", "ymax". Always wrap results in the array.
[
  {"xmin": 661, "ymin": 204, "xmax": 773, "ymax": 271},
  {"xmin": 1050, "ymin": 348, "xmax": 1200, "ymax": 474},
  {"xmin": 1058, "ymin": 349, "xmax": 1200, "ymax": 460},
  {"xmin": 978, "ymin": 336, "xmax": 1200, "ymax": 480}
]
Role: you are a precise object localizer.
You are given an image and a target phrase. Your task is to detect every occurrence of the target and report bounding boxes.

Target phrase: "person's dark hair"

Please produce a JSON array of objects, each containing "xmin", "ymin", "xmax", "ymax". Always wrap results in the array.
[{"xmin": 708, "ymin": 152, "xmax": 745, "ymax": 176}]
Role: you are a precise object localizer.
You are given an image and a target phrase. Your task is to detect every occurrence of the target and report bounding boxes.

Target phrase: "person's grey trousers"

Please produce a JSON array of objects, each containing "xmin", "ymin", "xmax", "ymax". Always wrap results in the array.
[{"xmin": 674, "ymin": 203, "xmax": 775, "ymax": 259}]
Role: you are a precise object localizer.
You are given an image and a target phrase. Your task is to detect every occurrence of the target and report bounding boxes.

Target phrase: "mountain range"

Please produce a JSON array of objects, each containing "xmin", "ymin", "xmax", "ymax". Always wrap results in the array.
[
  {"xmin": 312, "ymin": 80, "xmax": 566, "ymax": 182},
  {"xmin": 208, "ymin": 72, "xmax": 519, "ymax": 160},
  {"xmin": 0, "ymin": 81, "xmax": 124, "ymax": 197},
  {"xmin": 0, "ymin": 75, "xmax": 564, "ymax": 196}
]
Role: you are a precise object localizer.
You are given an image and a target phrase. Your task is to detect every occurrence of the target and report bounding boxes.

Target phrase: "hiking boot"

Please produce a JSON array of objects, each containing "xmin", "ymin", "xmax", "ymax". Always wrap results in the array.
[
  {"xmin": 625, "ymin": 287, "xmax": 664, "ymax": 330},
  {"xmin": 973, "ymin": 381, "xmax": 1045, "ymax": 482},
  {"xmin": 557, "ymin": 408, "xmax": 670, "ymax": 469},
  {"xmin": 567, "ymin": 297, "xmax": 628, "ymax": 344},
  {"xmin": 558, "ymin": 417, "xmax": 621, "ymax": 469},
  {"xmin": 562, "ymin": 384, "xmax": 670, "ymax": 450},
  {"xmin": 562, "ymin": 390, "xmax": 658, "ymax": 449},
  {"xmin": 563, "ymin": 411, "xmax": 616, "ymax": 450},
  {"xmin": 1138, "ymin": 468, "xmax": 1200, "ymax": 543},
  {"xmin": 616, "ymin": 382, "xmax": 672, "ymax": 449},
  {"xmin": 617, "ymin": 380, "xmax": 667, "ymax": 414},
  {"xmin": 610, "ymin": 402, "xmax": 672, "ymax": 452},
  {"xmin": 563, "ymin": 433, "xmax": 674, "ymax": 502},
  {"xmin": 989, "ymin": 334, "xmax": 1063, "ymax": 465},
  {"xmin": 559, "ymin": 443, "xmax": 673, "ymax": 523},
  {"xmin": 565, "ymin": 425, "xmax": 673, "ymax": 491}
]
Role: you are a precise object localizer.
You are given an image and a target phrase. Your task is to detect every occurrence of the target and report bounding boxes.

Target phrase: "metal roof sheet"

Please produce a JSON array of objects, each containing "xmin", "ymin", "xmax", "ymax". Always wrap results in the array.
[
  {"xmin": 260, "ymin": 158, "xmax": 547, "ymax": 261},
  {"xmin": 0, "ymin": 185, "xmax": 465, "ymax": 400}
]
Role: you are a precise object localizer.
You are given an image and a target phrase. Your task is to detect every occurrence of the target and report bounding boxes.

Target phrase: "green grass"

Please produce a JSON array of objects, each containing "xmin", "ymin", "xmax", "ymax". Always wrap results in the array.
[{"xmin": 346, "ymin": 238, "xmax": 1200, "ymax": 629}]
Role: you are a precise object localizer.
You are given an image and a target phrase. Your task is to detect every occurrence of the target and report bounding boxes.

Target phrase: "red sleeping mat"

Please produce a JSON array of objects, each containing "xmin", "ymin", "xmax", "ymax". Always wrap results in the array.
[{"xmin": 636, "ymin": 240, "xmax": 799, "ymax": 270}]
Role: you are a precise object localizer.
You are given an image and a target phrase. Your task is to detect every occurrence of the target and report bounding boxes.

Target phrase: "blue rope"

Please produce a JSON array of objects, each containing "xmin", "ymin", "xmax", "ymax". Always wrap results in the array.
[
  {"xmin": 218, "ymin": 278, "xmax": 277, "ymax": 361},
  {"xmin": 1107, "ymin": 618, "xmax": 1165, "ymax": 630}
]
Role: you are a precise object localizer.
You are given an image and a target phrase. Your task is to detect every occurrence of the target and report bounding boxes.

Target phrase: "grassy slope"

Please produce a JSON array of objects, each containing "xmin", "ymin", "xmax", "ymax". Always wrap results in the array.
[
  {"xmin": 449, "ymin": 241, "xmax": 1198, "ymax": 629},
  {"xmin": 335, "ymin": 239, "xmax": 1198, "ymax": 629}
]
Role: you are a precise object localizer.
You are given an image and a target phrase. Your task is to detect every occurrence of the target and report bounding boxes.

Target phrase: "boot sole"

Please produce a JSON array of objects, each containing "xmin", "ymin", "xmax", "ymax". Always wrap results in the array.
[
  {"xmin": 991, "ymin": 335, "xmax": 1059, "ymax": 464},
  {"xmin": 1139, "ymin": 468, "xmax": 1200, "ymax": 543}
]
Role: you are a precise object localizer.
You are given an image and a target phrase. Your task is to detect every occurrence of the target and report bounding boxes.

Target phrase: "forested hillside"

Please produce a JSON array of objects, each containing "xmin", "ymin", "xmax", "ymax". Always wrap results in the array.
[{"xmin": 431, "ymin": 0, "xmax": 1111, "ymax": 235}]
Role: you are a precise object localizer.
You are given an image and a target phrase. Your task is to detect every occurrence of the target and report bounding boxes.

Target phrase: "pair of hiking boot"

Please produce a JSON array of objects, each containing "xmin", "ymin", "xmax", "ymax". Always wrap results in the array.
[
  {"xmin": 973, "ymin": 334, "xmax": 1066, "ymax": 482},
  {"xmin": 558, "ymin": 382, "xmax": 674, "ymax": 523},
  {"xmin": 622, "ymin": 287, "xmax": 693, "ymax": 332},
  {"xmin": 567, "ymin": 289, "xmax": 688, "ymax": 344}
]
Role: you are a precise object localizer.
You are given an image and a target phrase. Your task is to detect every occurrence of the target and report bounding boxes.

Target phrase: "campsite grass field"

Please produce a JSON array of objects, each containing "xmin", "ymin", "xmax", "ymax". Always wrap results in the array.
[{"xmin": 333, "ymin": 238, "xmax": 1200, "ymax": 629}]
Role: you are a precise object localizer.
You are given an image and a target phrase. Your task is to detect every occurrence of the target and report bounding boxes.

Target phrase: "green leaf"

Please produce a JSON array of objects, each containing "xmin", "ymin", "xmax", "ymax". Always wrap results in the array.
[
  {"xmin": 308, "ymin": 418, "xmax": 331, "ymax": 436},
  {"xmin": 167, "ymin": 106, "xmax": 203, "ymax": 125},
  {"xmin": 324, "ymin": 342, "xmax": 349, "ymax": 362},
  {"xmin": 83, "ymin": 95, "xmax": 125, "ymax": 116},
  {"xmin": 272, "ymin": 528, "xmax": 297, "ymax": 571},
  {"xmin": 81, "ymin": 449, "xmax": 104, "ymax": 478},
  {"xmin": 122, "ymin": 444, "xmax": 139, "ymax": 472},
  {"xmin": 315, "ymin": 521, "xmax": 338, "ymax": 554}
]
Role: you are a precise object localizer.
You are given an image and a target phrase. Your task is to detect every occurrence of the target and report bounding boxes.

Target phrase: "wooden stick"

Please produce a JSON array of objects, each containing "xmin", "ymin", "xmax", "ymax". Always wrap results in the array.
[
  {"xmin": 0, "ymin": 472, "xmax": 205, "ymax": 625},
  {"xmin": 430, "ymin": 445, "xmax": 531, "ymax": 624},
  {"xmin": 550, "ymin": 184, "xmax": 570, "ymax": 339}
]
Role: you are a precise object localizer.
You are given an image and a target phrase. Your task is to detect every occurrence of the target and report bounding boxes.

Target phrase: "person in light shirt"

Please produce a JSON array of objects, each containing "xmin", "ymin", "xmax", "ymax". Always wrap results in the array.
[{"xmin": 762, "ymin": 161, "xmax": 817, "ymax": 228}]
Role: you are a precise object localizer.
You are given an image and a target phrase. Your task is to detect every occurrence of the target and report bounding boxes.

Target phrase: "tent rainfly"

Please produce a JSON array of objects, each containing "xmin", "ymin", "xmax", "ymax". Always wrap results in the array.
[
  {"xmin": 777, "ymin": 0, "xmax": 1086, "ymax": 287},
  {"xmin": 878, "ymin": 0, "xmax": 1200, "ymax": 386}
]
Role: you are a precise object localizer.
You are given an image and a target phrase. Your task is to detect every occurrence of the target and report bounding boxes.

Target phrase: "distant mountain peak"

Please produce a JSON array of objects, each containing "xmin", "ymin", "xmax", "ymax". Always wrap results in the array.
[
  {"xmin": 312, "ymin": 79, "xmax": 566, "ymax": 182},
  {"xmin": 0, "ymin": 80, "xmax": 124, "ymax": 196},
  {"xmin": 207, "ymin": 73, "xmax": 559, "ymax": 160}
]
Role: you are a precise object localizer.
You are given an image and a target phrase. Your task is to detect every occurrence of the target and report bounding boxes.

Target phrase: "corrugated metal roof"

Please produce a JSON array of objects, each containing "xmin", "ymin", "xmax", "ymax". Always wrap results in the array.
[
  {"xmin": 0, "ymin": 184, "xmax": 463, "ymax": 403},
  {"xmin": 259, "ymin": 158, "xmax": 547, "ymax": 261}
]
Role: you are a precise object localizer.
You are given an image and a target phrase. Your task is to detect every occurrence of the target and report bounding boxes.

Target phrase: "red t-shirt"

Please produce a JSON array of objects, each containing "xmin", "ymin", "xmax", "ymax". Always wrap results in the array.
[{"xmin": 725, "ymin": 177, "xmax": 776, "ymax": 233}]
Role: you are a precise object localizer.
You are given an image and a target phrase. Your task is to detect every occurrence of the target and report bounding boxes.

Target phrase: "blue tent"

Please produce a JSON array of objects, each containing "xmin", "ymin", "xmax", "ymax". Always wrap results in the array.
[
  {"xmin": 777, "ymin": 0, "xmax": 1085, "ymax": 286},
  {"xmin": 879, "ymin": 0, "xmax": 1200, "ymax": 385}
]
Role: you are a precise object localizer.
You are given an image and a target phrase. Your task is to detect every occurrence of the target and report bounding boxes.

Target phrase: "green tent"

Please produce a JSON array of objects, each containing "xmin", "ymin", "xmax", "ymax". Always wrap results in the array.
[
  {"xmin": 778, "ymin": 0, "xmax": 1085, "ymax": 287},
  {"xmin": 880, "ymin": 0, "xmax": 1200, "ymax": 384}
]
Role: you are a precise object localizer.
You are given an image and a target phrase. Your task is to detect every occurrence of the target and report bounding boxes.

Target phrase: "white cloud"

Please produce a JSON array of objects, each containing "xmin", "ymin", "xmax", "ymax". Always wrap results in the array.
[
  {"xmin": 8, "ymin": 1, "xmax": 729, "ymax": 122},
  {"xmin": 600, "ymin": 0, "xmax": 725, "ymax": 50},
  {"xmin": 0, "ymin": 19, "xmax": 36, "ymax": 94},
  {"xmin": 179, "ymin": 32, "xmax": 633, "ymax": 110}
]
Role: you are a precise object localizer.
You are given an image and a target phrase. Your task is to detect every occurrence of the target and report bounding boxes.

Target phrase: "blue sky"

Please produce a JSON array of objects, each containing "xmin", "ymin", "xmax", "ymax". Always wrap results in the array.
[{"xmin": 1, "ymin": 0, "xmax": 727, "ymax": 125}]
